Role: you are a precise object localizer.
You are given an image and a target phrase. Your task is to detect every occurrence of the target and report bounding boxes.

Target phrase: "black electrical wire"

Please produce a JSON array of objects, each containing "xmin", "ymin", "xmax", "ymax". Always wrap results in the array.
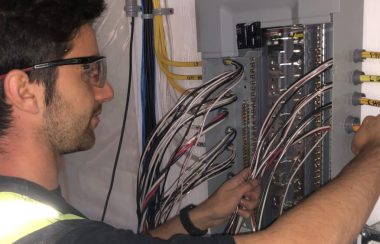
[
  {"xmin": 138, "ymin": 61, "xmax": 243, "ymax": 187},
  {"xmin": 256, "ymin": 59, "xmax": 333, "ymax": 161},
  {"xmin": 141, "ymin": 110, "xmax": 231, "ymax": 218},
  {"xmin": 137, "ymin": 0, "xmax": 165, "ymax": 224},
  {"xmin": 139, "ymin": 66, "xmax": 238, "ymax": 191},
  {"xmin": 101, "ymin": 17, "xmax": 135, "ymax": 222},
  {"xmin": 147, "ymin": 62, "xmax": 242, "ymax": 195},
  {"xmin": 142, "ymin": 0, "xmax": 156, "ymax": 145},
  {"xmin": 158, "ymin": 131, "xmax": 236, "ymax": 222},
  {"xmin": 141, "ymin": 66, "xmax": 241, "ymax": 147},
  {"xmin": 137, "ymin": 62, "xmax": 242, "ymax": 193},
  {"xmin": 137, "ymin": 61, "xmax": 244, "ymax": 230},
  {"xmin": 264, "ymin": 102, "xmax": 332, "ymax": 153}
]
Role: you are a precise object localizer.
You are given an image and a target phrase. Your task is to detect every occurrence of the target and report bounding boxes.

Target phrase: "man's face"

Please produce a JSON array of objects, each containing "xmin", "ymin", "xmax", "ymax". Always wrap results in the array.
[{"xmin": 42, "ymin": 24, "xmax": 114, "ymax": 154}]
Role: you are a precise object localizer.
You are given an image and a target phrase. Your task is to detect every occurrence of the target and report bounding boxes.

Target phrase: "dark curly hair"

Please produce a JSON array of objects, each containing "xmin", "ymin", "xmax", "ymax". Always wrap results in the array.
[{"xmin": 0, "ymin": 0, "xmax": 106, "ymax": 136}]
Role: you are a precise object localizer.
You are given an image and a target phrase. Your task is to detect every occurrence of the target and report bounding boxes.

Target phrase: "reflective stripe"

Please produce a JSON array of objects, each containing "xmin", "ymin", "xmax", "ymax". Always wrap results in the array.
[{"xmin": 0, "ymin": 192, "xmax": 83, "ymax": 243}]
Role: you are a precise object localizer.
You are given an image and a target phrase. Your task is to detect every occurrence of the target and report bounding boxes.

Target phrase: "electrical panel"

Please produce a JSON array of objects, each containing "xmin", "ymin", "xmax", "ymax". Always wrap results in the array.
[{"xmin": 195, "ymin": 0, "xmax": 363, "ymax": 233}]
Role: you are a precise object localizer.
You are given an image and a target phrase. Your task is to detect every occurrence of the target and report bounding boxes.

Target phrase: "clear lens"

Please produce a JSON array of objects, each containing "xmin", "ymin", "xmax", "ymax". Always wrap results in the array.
[{"xmin": 81, "ymin": 58, "xmax": 107, "ymax": 88}]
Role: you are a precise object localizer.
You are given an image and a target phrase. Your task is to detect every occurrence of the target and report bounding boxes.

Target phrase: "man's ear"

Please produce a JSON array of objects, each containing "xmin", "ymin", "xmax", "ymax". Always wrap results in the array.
[{"xmin": 3, "ymin": 70, "xmax": 41, "ymax": 114}]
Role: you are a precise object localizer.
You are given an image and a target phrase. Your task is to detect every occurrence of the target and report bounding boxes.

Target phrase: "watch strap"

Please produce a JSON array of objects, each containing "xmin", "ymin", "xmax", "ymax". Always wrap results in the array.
[{"xmin": 179, "ymin": 204, "xmax": 208, "ymax": 236}]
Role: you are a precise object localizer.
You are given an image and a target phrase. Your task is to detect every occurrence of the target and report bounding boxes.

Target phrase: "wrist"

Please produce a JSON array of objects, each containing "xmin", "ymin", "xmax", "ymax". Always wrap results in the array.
[
  {"xmin": 188, "ymin": 203, "xmax": 219, "ymax": 230},
  {"xmin": 180, "ymin": 204, "xmax": 208, "ymax": 236}
]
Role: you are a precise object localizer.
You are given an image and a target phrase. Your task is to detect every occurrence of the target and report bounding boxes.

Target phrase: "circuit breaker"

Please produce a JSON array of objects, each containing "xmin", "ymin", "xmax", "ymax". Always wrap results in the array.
[{"xmin": 195, "ymin": 0, "xmax": 363, "ymax": 232}]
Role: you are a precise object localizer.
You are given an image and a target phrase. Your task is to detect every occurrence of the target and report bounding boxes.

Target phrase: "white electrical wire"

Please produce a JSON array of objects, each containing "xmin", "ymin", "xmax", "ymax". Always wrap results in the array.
[
  {"xmin": 254, "ymin": 84, "xmax": 332, "ymax": 178},
  {"xmin": 250, "ymin": 60, "xmax": 333, "ymax": 177},
  {"xmin": 168, "ymin": 64, "xmax": 243, "ymax": 216},
  {"xmin": 224, "ymin": 61, "xmax": 333, "ymax": 234},
  {"xmin": 279, "ymin": 130, "xmax": 330, "ymax": 215},
  {"xmin": 138, "ymin": 61, "xmax": 243, "ymax": 229},
  {"xmin": 257, "ymin": 122, "xmax": 331, "ymax": 229}
]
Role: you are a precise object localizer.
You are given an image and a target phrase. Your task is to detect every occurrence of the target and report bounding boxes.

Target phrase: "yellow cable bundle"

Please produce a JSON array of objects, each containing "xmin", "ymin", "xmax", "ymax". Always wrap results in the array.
[
  {"xmin": 359, "ymin": 97, "xmax": 380, "ymax": 107},
  {"xmin": 362, "ymin": 51, "xmax": 380, "ymax": 60},
  {"xmin": 153, "ymin": 0, "xmax": 202, "ymax": 94},
  {"xmin": 360, "ymin": 74, "xmax": 380, "ymax": 83}
]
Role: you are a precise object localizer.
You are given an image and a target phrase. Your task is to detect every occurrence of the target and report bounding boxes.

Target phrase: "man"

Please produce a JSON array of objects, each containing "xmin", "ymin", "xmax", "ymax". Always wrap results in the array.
[
  {"xmin": 0, "ymin": 0, "xmax": 379, "ymax": 244},
  {"xmin": 0, "ymin": 1, "xmax": 259, "ymax": 243}
]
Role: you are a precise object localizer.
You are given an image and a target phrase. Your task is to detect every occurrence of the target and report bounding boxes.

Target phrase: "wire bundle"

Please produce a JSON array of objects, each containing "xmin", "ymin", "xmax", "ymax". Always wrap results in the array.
[
  {"xmin": 224, "ymin": 59, "xmax": 334, "ymax": 234},
  {"xmin": 141, "ymin": 0, "xmax": 157, "ymax": 146},
  {"xmin": 152, "ymin": 0, "xmax": 202, "ymax": 94},
  {"xmin": 136, "ymin": 60, "xmax": 244, "ymax": 232}
]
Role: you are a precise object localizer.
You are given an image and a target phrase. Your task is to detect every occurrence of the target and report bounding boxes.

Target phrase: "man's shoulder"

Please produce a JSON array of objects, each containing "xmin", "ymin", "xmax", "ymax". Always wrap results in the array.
[{"xmin": 0, "ymin": 175, "xmax": 84, "ymax": 216}]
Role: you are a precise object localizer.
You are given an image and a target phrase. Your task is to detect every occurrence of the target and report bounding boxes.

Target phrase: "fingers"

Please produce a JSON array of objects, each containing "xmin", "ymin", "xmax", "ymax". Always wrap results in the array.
[
  {"xmin": 238, "ymin": 208, "xmax": 254, "ymax": 219},
  {"xmin": 232, "ymin": 174, "xmax": 261, "ymax": 201},
  {"xmin": 238, "ymin": 181, "xmax": 261, "ymax": 218},
  {"xmin": 226, "ymin": 168, "xmax": 251, "ymax": 188},
  {"xmin": 243, "ymin": 182, "xmax": 261, "ymax": 200},
  {"xmin": 352, "ymin": 115, "xmax": 377, "ymax": 154},
  {"xmin": 233, "ymin": 178, "xmax": 258, "ymax": 198},
  {"xmin": 220, "ymin": 168, "xmax": 261, "ymax": 206},
  {"xmin": 231, "ymin": 178, "xmax": 261, "ymax": 220},
  {"xmin": 240, "ymin": 197, "xmax": 259, "ymax": 211},
  {"xmin": 203, "ymin": 169, "xmax": 262, "ymax": 224},
  {"xmin": 238, "ymin": 197, "xmax": 260, "ymax": 219}
]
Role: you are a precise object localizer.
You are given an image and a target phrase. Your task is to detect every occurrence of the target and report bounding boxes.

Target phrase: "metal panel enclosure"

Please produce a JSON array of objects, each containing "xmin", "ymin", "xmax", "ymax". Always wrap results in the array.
[{"xmin": 195, "ymin": 0, "xmax": 362, "ymax": 233}]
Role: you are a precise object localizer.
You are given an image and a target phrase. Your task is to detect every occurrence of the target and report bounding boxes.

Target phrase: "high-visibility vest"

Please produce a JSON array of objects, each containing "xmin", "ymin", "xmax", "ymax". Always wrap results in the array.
[{"xmin": 0, "ymin": 191, "xmax": 84, "ymax": 243}]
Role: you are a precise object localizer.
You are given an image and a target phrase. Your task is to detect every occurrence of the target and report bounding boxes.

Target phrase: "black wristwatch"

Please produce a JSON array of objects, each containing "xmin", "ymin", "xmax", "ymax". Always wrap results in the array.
[{"xmin": 179, "ymin": 204, "xmax": 208, "ymax": 236}]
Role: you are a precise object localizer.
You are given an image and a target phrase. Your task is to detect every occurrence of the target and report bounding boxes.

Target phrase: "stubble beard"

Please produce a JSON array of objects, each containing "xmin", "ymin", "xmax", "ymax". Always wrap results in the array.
[{"xmin": 43, "ymin": 92, "xmax": 97, "ymax": 155}]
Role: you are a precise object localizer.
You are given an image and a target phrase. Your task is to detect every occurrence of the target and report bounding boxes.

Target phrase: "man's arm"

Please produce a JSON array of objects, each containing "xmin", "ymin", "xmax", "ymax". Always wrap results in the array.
[
  {"xmin": 149, "ymin": 169, "xmax": 261, "ymax": 239},
  {"xmin": 151, "ymin": 114, "xmax": 380, "ymax": 243},
  {"xmin": 234, "ymin": 115, "xmax": 380, "ymax": 244}
]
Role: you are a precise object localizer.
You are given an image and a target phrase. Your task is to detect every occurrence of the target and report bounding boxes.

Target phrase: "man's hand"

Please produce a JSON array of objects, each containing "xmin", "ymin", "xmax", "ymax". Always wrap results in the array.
[
  {"xmin": 189, "ymin": 168, "xmax": 261, "ymax": 230},
  {"xmin": 352, "ymin": 115, "xmax": 380, "ymax": 155},
  {"xmin": 149, "ymin": 168, "xmax": 260, "ymax": 239}
]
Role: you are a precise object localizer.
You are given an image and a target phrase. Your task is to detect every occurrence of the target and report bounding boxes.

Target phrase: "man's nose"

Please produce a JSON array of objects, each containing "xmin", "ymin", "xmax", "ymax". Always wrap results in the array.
[{"xmin": 94, "ymin": 81, "xmax": 114, "ymax": 103}]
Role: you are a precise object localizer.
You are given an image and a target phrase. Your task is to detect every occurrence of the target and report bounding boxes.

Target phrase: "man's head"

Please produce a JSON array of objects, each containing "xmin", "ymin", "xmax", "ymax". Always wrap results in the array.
[{"xmin": 0, "ymin": 0, "xmax": 114, "ymax": 154}]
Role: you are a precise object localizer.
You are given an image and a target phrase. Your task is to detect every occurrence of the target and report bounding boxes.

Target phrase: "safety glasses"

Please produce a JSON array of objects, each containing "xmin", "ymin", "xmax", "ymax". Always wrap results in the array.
[{"xmin": 0, "ymin": 56, "xmax": 107, "ymax": 88}]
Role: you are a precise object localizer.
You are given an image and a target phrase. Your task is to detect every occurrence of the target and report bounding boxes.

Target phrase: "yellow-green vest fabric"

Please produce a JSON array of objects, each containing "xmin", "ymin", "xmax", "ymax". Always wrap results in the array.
[{"xmin": 0, "ymin": 192, "xmax": 83, "ymax": 243}]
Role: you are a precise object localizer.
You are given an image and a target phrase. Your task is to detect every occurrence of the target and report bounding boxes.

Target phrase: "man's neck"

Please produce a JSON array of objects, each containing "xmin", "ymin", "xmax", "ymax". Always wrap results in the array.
[{"xmin": 0, "ymin": 132, "xmax": 61, "ymax": 190}]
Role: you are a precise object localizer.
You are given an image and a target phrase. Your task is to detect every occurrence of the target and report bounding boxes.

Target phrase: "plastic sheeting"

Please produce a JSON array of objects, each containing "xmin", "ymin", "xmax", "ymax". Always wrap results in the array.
[
  {"xmin": 61, "ymin": 0, "xmax": 140, "ymax": 230},
  {"xmin": 60, "ymin": 0, "xmax": 204, "ymax": 231}
]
